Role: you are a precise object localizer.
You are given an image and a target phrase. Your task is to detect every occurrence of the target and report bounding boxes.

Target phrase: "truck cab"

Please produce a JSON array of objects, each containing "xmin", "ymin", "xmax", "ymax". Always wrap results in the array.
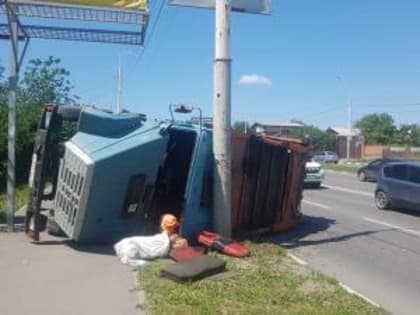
[{"xmin": 52, "ymin": 107, "xmax": 213, "ymax": 242}]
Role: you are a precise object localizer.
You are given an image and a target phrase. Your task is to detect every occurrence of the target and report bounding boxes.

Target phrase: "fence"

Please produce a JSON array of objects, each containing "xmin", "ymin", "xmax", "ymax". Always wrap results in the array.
[
  {"xmin": 364, "ymin": 145, "xmax": 387, "ymax": 159},
  {"xmin": 383, "ymin": 147, "xmax": 420, "ymax": 160}
]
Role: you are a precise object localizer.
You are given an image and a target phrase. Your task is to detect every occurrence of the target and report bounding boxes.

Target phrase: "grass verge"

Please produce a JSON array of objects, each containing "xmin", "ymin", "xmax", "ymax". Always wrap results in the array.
[
  {"xmin": 323, "ymin": 163, "xmax": 361, "ymax": 174},
  {"xmin": 138, "ymin": 243, "xmax": 385, "ymax": 315},
  {"xmin": 0, "ymin": 185, "xmax": 30, "ymax": 223}
]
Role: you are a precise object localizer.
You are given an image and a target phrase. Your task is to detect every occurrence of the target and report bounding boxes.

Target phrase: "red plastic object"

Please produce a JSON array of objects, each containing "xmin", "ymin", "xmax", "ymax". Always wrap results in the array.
[
  {"xmin": 197, "ymin": 231, "xmax": 250, "ymax": 258},
  {"xmin": 169, "ymin": 246, "xmax": 205, "ymax": 263}
]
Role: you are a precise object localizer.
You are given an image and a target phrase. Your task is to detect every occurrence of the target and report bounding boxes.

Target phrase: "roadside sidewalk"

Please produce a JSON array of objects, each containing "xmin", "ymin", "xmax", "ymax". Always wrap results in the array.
[{"xmin": 0, "ymin": 232, "xmax": 144, "ymax": 315}]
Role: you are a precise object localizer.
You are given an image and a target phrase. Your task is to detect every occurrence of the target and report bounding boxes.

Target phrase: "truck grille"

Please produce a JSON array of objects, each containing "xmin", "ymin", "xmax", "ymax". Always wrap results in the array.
[
  {"xmin": 54, "ymin": 142, "xmax": 92, "ymax": 238},
  {"xmin": 306, "ymin": 167, "xmax": 320, "ymax": 174}
]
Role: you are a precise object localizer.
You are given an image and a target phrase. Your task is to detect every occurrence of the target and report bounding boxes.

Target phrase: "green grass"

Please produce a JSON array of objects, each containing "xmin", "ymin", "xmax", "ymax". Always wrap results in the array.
[
  {"xmin": 0, "ymin": 185, "xmax": 30, "ymax": 223},
  {"xmin": 323, "ymin": 163, "xmax": 361, "ymax": 174},
  {"xmin": 138, "ymin": 243, "xmax": 385, "ymax": 315}
]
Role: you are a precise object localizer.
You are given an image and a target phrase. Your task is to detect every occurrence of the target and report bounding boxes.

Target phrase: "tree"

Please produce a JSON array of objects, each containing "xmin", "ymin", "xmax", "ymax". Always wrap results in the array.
[
  {"xmin": 0, "ymin": 57, "xmax": 78, "ymax": 191},
  {"xmin": 355, "ymin": 113, "xmax": 397, "ymax": 145},
  {"xmin": 0, "ymin": 65, "xmax": 7, "ymax": 189},
  {"xmin": 302, "ymin": 125, "xmax": 336, "ymax": 152},
  {"xmin": 233, "ymin": 120, "xmax": 251, "ymax": 134},
  {"xmin": 0, "ymin": 65, "xmax": 7, "ymax": 105},
  {"xmin": 20, "ymin": 56, "xmax": 78, "ymax": 106},
  {"xmin": 395, "ymin": 124, "xmax": 420, "ymax": 147}
]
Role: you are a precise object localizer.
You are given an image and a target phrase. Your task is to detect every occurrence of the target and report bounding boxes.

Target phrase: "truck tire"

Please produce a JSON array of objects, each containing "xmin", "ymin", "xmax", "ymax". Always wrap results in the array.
[{"xmin": 57, "ymin": 106, "xmax": 82, "ymax": 122}]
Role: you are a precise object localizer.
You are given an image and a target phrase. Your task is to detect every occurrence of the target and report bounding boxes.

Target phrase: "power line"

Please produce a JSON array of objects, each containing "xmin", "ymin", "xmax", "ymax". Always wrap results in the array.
[
  {"xmin": 353, "ymin": 108, "xmax": 420, "ymax": 115},
  {"xmin": 132, "ymin": 0, "xmax": 166, "ymax": 68},
  {"xmin": 299, "ymin": 105, "xmax": 344, "ymax": 118},
  {"xmin": 74, "ymin": 0, "xmax": 166, "ymax": 104},
  {"xmin": 353, "ymin": 103, "xmax": 420, "ymax": 108}
]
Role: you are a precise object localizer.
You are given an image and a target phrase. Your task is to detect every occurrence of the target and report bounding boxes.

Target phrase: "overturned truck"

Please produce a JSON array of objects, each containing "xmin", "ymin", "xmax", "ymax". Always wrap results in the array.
[{"xmin": 25, "ymin": 105, "xmax": 309, "ymax": 242}]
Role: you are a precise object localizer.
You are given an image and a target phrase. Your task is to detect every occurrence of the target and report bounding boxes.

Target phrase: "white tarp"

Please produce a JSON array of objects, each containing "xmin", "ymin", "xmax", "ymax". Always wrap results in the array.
[
  {"xmin": 114, "ymin": 232, "xmax": 170, "ymax": 265},
  {"xmin": 168, "ymin": 0, "xmax": 272, "ymax": 15}
]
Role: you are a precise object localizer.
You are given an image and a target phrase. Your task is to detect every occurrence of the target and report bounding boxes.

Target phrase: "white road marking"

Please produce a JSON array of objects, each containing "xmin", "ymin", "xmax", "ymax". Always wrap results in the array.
[
  {"xmin": 287, "ymin": 253, "xmax": 308, "ymax": 265},
  {"xmin": 324, "ymin": 184, "xmax": 373, "ymax": 197},
  {"xmin": 363, "ymin": 217, "xmax": 420, "ymax": 237},
  {"xmin": 339, "ymin": 282, "xmax": 380, "ymax": 308},
  {"xmin": 288, "ymin": 252, "xmax": 380, "ymax": 307},
  {"xmin": 302, "ymin": 199, "xmax": 331, "ymax": 210}
]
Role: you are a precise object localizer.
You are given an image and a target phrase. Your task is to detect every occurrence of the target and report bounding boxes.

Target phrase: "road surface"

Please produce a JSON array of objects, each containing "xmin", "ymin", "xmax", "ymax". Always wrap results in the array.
[
  {"xmin": 0, "ymin": 232, "xmax": 144, "ymax": 315},
  {"xmin": 271, "ymin": 171, "xmax": 420, "ymax": 315}
]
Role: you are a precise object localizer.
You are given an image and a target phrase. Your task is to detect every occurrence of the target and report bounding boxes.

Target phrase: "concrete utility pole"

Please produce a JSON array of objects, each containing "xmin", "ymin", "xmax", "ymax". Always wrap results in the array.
[
  {"xmin": 7, "ymin": 5, "xmax": 18, "ymax": 232},
  {"xmin": 336, "ymin": 75, "xmax": 352, "ymax": 160},
  {"xmin": 213, "ymin": 0, "xmax": 232, "ymax": 238}
]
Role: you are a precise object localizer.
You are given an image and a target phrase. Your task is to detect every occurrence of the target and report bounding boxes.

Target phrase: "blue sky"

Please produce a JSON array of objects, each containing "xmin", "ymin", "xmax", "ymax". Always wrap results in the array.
[{"xmin": 1, "ymin": 0, "xmax": 420, "ymax": 129}]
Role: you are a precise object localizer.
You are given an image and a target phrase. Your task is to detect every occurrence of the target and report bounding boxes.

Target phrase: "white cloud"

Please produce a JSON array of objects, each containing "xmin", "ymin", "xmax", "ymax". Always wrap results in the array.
[{"xmin": 238, "ymin": 74, "xmax": 272, "ymax": 86}]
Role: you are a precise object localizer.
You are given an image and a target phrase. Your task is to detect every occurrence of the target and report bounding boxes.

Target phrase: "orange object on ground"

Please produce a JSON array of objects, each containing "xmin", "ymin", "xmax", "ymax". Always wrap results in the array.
[
  {"xmin": 160, "ymin": 214, "xmax": 179, "ymax": 235},
  {"xmin": 197, "ymin": 231, "xmax": 250, "ymax": 258},
  {"xmin": 169, "ymin": 233, "xmax": 189, "ymax": 248}
]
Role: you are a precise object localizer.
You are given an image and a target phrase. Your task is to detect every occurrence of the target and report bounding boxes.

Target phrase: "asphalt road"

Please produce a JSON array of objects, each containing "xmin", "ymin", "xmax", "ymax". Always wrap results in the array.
[
  {"xmin": 0, "ymin": 232, "xmax": 144, "ymax": 315},
  {"xmin": 271, "ymin": 171, "xmax": 420, "ymax": 315}
]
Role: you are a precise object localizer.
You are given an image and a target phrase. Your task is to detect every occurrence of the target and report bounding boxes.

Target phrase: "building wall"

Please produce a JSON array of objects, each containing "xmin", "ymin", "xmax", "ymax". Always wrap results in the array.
[
  {"xmin": 336, "ymin": 135, "xmax": 364, "ymax": 159},
  {"xmin": 364, "ymin": 145, "xmax": 386, "ymax": 158}
]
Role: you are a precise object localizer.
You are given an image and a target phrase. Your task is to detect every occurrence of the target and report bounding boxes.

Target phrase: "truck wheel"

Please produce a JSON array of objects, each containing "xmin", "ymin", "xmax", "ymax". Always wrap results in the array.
[
  {"xmin": 57, "ymin": 106, "xmax": 81, "ymax": 122},
  {"xmin": 313, "ymin": 182, "xmax": 321, "ymax": 189}
]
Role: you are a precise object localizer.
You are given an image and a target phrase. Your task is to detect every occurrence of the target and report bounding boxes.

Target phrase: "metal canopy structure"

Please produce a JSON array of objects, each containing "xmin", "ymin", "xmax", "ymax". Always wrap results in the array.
[
  {"xmin": 0, "ymin": 0, "xmax": 148, "ymax": 45},
  {"xmin": 1, "ymin": 0, "xmax": 149, "ymax": 232},
  {"xmin": 0, "ymin": 23, "xmax": 145, "ymax": 45}
]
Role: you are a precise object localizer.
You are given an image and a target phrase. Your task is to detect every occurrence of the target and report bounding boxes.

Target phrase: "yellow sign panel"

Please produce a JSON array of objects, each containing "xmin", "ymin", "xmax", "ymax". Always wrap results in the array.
[{"xmin": 36, "ymin": 0, "xmax": 148, "ymax": 11}]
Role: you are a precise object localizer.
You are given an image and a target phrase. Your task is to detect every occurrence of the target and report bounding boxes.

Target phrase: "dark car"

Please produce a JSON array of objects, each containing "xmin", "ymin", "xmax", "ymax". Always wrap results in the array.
[
  {"xmin": 375, "ymin": 162, "xmax": 420, "ymax": 211},
  {"xmin": 357, "ymin": 158, "xmax": 402, "ymax": 182}
]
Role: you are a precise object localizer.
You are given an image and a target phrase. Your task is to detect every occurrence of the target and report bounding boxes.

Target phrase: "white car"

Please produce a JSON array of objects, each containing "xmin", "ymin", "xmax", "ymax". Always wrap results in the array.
[{"xmin": 304, "ymin": 159, "xmax": 324, "ymax": 188}]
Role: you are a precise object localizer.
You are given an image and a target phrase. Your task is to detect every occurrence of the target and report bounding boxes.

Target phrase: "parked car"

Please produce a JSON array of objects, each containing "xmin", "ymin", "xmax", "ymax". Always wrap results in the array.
[
  {"xmin": 304, "ymin": 159, "xmax": 324, "ymax": 188},
  {"xmin": 375, "ymin": 162, "xmax": 420, "ymax": 211},
  {"xmin": 312, "ymin": 151, "xmax": 339, "ymax": 164},
  {"xmin": 357, "ymin": 158, "xmax": 402, "ymax": 182}
]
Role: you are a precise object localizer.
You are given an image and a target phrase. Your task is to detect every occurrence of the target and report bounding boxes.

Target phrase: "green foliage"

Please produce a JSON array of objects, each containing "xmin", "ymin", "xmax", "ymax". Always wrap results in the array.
[
  {"xmin": 139, "ymin": 242, "xmax": 385, "ymax": 315},
  {"xmin": 0, "ymin": 185, "xmax": 30, "ymax": 223},
  {"xmin": 285, "ymin": 123, "xmax": 335, "ymax": 152},
  {"xmin": 302, "ymin": 125, "xmax": 336, "ymax": 152},
  {"xmin": 0, "ymin": 66, "xmax": 7, "ymax": 189},
  {"xmin": 355, "ymin": 113, "xmax": 397, "ymax": 145},
  {"xmin": 0, "ymin": 57, "xmax": 77, "ymax": 192},
  {"xmin": 394, "ymin": 124, "xmax": 420, "ymax": 147},
  {"xmin": 232, "ymin": 120, "xmax": 251, "ymax": 134},
  {"xmin": 20, "ymin": 56, "xmax": 78, "ymax": 106}
]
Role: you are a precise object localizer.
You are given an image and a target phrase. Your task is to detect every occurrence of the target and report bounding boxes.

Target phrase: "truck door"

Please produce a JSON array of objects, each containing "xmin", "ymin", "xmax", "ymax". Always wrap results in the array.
[{"xmin": 180, "ymin": 130, "xmax": 213, "ymax": 238}]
